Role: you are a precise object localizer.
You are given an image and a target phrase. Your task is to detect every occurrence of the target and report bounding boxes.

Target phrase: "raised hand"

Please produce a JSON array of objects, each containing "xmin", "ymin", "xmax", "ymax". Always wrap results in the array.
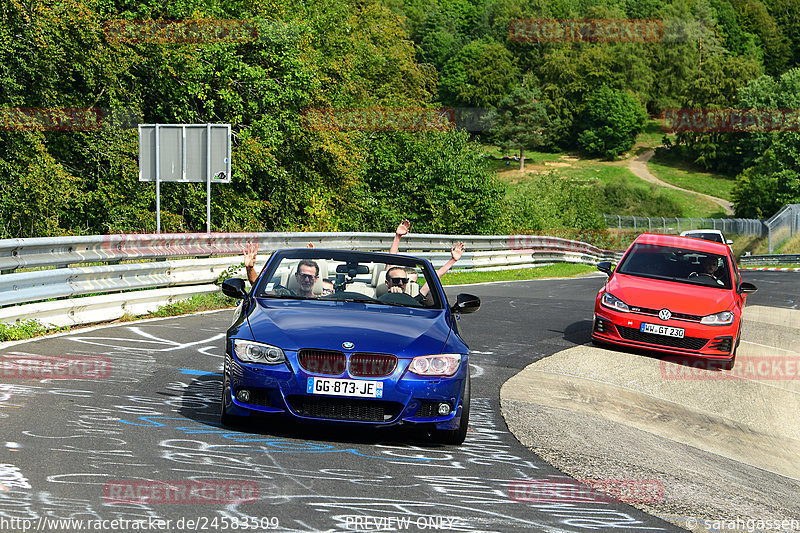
[
  {"xmin": 242, "ymin": 243, "xmax": 258, "ymax": 269},
  {"xmin": 395, "ymin": 219, "xmax": 411, "ymax": 237},
  {"xmin": 451, "ymin": 241, "xmax": 465, "ymax": 261}
]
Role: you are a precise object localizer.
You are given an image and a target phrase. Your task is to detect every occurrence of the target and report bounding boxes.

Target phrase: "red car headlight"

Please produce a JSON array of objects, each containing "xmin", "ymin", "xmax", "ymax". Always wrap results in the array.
[
  {"xmin": 700, "ymin": 311, "xmax": 734, "ymax": 326},
  {"xmin": 601, "ymin": 292, "xmax": 630, "ymax": 313}
]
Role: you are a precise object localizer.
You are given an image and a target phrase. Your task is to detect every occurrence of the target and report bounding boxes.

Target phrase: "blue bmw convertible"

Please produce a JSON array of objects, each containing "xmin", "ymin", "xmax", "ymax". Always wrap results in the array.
[{"xmin": 220, "ymin": 248, "xmax": 480, "ymax": 444}]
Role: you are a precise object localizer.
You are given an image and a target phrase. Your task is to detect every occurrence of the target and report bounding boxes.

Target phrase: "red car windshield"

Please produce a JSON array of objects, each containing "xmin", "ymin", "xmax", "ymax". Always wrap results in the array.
[
  {"xmin": 684, "ymin": 231, "xmax": 724, "ymax": 243},
  {"xmin": 617, "ymin": 243, "xmax": 732, "ymax": 290}
]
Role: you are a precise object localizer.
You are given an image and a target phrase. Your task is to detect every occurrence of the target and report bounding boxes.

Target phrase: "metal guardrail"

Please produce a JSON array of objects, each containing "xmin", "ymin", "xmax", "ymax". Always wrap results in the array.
[
  {"xmin": 0, "ymin": 232, "xmax": 620, "ymax": 329},
  {"xmin": 739, "ymin": 254, "xmax": 800, "ymax": 266}
]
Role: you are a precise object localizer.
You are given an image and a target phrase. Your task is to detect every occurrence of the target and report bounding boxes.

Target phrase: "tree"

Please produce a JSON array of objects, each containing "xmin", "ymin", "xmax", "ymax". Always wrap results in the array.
[
  {"xmin": 439, "ymin": 39, "xmax": 518, "ymax": 107},
  {"xmin": 486, "ymin": 82, "xmax": 559, "ymax": 171},
  {"xmin": 360, "ymin": 130, "xmax": 505, "ymax": 234},
  {"xmin": 576, "ymin": 86, "xmax": 647, "ymax": 159}
]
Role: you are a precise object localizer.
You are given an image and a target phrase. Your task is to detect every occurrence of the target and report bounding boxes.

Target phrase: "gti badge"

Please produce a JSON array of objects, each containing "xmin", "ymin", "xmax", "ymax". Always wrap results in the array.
[
  {"xmin": 342, "ymin": 341, "xmax": 355, "ymax": 350},
  {"xmin": 658, "ymin": 309, "xmax": 672, "ymax": 321}
]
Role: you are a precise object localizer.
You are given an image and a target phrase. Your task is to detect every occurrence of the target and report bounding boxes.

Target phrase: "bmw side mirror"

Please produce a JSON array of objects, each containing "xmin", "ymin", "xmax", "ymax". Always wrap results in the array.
[
  {"xmin": 452, "ymin": 293, "xmax": 480, "ymax": 314},
  {"xmin": 738, "ymin": 282, "xmax": 758, "ymax": 294},
  {"xmin": 597, "ymin": 261, "xmax": 614, "ymax": 277},
  {"xmin": 221, "ymin": 278, "xmax": 248, "ymax": 299}
]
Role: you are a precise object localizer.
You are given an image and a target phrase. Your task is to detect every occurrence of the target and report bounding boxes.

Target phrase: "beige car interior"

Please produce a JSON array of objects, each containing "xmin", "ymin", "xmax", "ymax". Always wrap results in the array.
[{"xmin": 274, "ymin": 260, "xmax": 423, "ymax": 299}]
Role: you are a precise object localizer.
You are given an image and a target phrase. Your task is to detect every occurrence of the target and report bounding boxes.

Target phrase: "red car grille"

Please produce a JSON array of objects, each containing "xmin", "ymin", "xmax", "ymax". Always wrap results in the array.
[
  {"xmin": 629, "ymin": 306, "xmax": 703, "ymax": 322},
  {"xmin": 349, "ymin": 353, "xmax": 397, "ymax": 377},
  {"xmin": 299, "ymin": 350, "xmax": 346, "ymax": 375},
  {"xmin": 617, "ymin": 325, "xmax": 708, "ymax": 350}
]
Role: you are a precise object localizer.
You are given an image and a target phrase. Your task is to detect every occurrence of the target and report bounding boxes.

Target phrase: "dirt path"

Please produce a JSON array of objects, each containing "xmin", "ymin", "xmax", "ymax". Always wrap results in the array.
[{"xmin": 630, "ymin": 149, "xmax": 734, "ymax": 215}]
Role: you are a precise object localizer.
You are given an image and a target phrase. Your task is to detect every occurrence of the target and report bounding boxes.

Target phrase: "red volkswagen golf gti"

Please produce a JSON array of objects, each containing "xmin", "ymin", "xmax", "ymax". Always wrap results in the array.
[{"xmin": 592, "ymin": 233, "xmax": 757, "ymax": 368}]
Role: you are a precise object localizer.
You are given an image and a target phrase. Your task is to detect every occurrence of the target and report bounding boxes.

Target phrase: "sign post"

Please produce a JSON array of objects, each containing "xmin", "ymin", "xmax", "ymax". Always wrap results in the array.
[{"xmin": 138, "ymin": 124, "xmax": 231, "ymax": 233}]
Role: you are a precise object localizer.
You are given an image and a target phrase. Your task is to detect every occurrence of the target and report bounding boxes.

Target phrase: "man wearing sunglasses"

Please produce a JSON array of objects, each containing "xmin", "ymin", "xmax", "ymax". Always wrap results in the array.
[
  {"xmin": 385, "ymin": 267, "xmax": 413, "ymax": 294},
  {"xmin": 250, "ymin": 258, "xmax": 320, "ymax": 298},
  {"xmin": 382, "ymin": 266, "xmax": 436, "ymax": 306},
  {"xmin": 387, "ymin": 219, "xmax": 465, "ymax": 298},
  {"xmin": 292, "ymin": 260, "xmax": 320, "ymax": 297}
]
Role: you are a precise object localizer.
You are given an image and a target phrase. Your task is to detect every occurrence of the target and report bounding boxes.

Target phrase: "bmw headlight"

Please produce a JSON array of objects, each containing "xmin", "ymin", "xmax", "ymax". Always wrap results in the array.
[
  {"xmin": 233, "ymin": 339, "xmax": 286, "ymax": 364},
  {"xmin": 700, "ymin": 311, "xmax": 734, "ymax": 326},
  {"xmin": 409, "ymin": 354, "xmax": 461, "ymax": 377},
  {"xmin": 601, "ymin": 292, "xmax": 630, "ymax": 312}
]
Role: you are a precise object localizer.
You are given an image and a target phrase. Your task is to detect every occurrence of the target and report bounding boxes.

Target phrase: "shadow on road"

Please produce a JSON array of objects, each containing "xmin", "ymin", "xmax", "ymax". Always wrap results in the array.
[{"xmin": 173, "ymin": 374, "xmax": 456, "ymax": 447}]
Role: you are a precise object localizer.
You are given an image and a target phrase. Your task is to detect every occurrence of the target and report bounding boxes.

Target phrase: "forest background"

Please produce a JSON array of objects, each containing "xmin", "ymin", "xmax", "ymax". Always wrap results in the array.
[{"xmin": 2, "ymin": 0, "xmax": 800, "ymax": 241}]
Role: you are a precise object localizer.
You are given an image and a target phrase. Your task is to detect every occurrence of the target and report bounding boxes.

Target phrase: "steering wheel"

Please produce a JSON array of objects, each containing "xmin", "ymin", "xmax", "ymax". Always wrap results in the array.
[
  {"xmin": 377, "ymin": 292, "xmax": 422, "ymax": 307},
  {"xmin": 689, "ymin": 272, "xmax": 715, "ymax": 280}
]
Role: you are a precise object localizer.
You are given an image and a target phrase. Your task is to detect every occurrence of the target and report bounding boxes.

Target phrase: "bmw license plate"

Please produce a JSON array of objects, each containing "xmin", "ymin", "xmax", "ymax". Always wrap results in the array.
[
  {"xmin": 640, "ymin": 323, "xmax": 685, "ymax": 338},
  {"xmin": 307, "ymin": 377, "xmax": 383, "ymax": 398}
]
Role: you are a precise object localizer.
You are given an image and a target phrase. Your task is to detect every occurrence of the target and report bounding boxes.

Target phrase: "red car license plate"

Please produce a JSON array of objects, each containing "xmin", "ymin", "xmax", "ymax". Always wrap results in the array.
[{"xmin": 640, "ymin": 323, "xmax": 685, "ymax": 338}]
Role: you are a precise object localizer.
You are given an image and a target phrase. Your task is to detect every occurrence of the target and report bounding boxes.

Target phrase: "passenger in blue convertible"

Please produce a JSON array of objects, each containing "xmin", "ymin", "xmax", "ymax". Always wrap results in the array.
[{"xmin": 240, "ymin": 219, "xmax": 464, "ymax": 298}]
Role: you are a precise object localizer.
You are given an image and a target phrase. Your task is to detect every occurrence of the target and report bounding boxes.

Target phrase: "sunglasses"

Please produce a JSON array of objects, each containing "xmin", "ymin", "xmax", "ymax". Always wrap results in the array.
[
  {"xmin": 297, "ymin": 273, "xmax": 318, "ymax": 280},
  {"xmin": 388, "ymin": 276, "xmax": 408, "ymax": 285}
]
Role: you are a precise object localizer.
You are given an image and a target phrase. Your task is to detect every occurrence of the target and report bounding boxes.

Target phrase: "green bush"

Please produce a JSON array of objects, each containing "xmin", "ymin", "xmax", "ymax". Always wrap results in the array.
[
  {"xmin": 0, "ymin": 319, "xmax": 58, "ymax": 341},
  {"xmin": 502, "ymin": 172, "xmax": 605, "ymax": 233},
  {"xmin": 595, "ymin": 178, "xmax": 683, "ymax": 217},
  {"xmin": 577, "ymin": 87, "xmax": 647, "ymax": 159}
]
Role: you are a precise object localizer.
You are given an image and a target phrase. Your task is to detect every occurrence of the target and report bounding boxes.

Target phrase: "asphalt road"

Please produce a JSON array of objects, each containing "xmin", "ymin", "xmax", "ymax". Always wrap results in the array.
[{"xmin": 0, "ymin": 270, "xmax": 791, "ymax": 533}]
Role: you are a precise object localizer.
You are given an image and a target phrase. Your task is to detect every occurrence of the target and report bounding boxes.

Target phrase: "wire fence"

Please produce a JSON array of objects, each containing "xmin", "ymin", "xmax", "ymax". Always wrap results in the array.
[
  {"xmin": 604, "ymin": 205, "xmax": 800, "ymax": 252},
  {"xmin": 602, "ymin": 214, "xmax": 765, "ymax": 237},
  {"xmin": 765, "ymin": 204, "xmax": 800, "ymax": 253}
]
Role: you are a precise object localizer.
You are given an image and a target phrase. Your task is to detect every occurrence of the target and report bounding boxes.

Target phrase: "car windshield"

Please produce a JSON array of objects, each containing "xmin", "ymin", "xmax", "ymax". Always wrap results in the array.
[
  {"xmin": 254, "ymin": 250, "xmax": 443, "ymax": 309},
  {"xmin": 684, "ymin": 231, "xmax": 724, "ymax": 243},
  {"xmin": 617, "ymin": 243, "xmax": 732, "ymax": 289}
]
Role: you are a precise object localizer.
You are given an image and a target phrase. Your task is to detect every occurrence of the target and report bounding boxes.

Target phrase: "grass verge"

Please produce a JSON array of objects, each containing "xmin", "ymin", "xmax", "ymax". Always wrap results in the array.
[
  {"xmin": 0, "ymin": 320, "xmax": 71, "ymax": 342},
  {"xmin": 135, "ymin": 292, "xmax": 238, "ymax": 319},
  {"xmin": 489, "ymin": 147, "xmax": 725, "ymax": 219},
  {"xmin": 649, "ymin": 150, "xmax": 735, "ymax": 201},
  {"xmin": 441, "ymin": 263, "xmax": 596, "ymax": 285}
]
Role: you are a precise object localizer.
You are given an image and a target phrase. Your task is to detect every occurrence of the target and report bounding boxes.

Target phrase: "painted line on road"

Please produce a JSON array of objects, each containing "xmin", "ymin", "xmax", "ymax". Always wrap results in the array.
[
  {"xmin": 179, "ymin": 368, "xmax": 222, "ymax": 376},
  {"xmin": 0, "ymin": 308, "xmax": 233, "ymax": 351},
  {"xmin": 741, "ymin": 267, "xmax": 800, "ymax": 272},
  {"xmin": 741, "ymin": 340, "xmax": 798, "ymax": 353}
]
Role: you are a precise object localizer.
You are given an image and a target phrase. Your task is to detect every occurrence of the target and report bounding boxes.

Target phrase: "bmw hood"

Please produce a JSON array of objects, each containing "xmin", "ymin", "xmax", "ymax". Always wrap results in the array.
[
  {"xmin": 608, "ymin": 275, "xmax": 737, "ymax": 315},
  {"xmin": 244, "ymin": 300, "xmax": 452, "ymax": 356}
]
